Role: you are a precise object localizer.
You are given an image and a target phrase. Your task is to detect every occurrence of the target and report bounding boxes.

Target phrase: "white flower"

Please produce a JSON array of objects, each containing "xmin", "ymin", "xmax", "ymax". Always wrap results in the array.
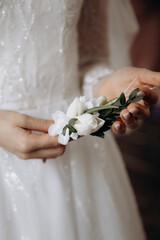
[
  {"xmin": 48, "ymin": 111, "xmax": 69, "ymax": 136},
  {"xmin": 58, "ymin": 130, "xmax": 78, "ymax": 145},
  {"xmin": 79, "ymin": 96, "xmax": 88, "ymax": 105},
  {"xmin": 48, "ymin": 96, "xmax": 104, "ymax": 145},
  {"xmin": 66, "ymin": 97, "xmax": 85, "ymax": 118},
  {"xmin": 48, "ymin": 111, "xmax": 78, "ymax": 145},
  {"xmin": 85, "ymin": 98, "xmax": 100, "ymax": 110},
  {"xmin": 58, "ymin": 128, "xmax": 70, "ymax": 145},
  {"xmin": 79, "ymin": 96, "xmax": 100, "ymax": 110},
  {"xmin": 74, "ymin": 113, "xmax": 105, "ymax": 136}
]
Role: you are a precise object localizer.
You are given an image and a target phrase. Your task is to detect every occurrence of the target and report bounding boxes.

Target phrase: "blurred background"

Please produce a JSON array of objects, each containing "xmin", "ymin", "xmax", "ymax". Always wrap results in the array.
[{"xmin": 115, "ymin": 0, "xmax": 160, "ymax": 239}]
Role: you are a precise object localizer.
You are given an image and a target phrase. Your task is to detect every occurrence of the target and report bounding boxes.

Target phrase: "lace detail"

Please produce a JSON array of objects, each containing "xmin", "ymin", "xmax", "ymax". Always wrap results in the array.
[
  {"xmin": 81, "ymin": 64, "xmax": 113, "ymax": 98},
  {"xmin": 0, "ymin": 0, "xmax": 83, "ymax": 110}
]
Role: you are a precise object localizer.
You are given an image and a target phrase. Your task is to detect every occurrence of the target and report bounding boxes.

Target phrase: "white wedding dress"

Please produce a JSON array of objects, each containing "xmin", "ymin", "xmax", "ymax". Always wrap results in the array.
[{"xmin": 0, "ymin": 0, "xmax": 145, "ymax": 239}]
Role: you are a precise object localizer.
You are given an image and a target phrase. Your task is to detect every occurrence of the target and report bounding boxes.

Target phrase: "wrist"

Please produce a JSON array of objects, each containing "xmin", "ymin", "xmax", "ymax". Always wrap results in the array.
[{"xmin": 82, "ymin": 65, "xmax": 113, "ymax": 99}]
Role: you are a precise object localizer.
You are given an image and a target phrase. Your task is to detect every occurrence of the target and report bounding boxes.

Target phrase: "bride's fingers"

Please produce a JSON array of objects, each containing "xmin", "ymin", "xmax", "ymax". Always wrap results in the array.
[
  {"xmin": 112, "ymin": 119, "xmax": 126, "ymax": 135},
  {"xmin": 18, "ymin": 114, "xmax": 54, "ymax": 133},
  {"xmin": 18, "ymin": 131, "xmax": 62, "ymax": 153},
  {"xmin": 17, "ymin": 146, "xmax": 66, "ymax": 160},
  {"xmin": 137, "ymin": 87, "xmax": 158, "ymax": 106}
]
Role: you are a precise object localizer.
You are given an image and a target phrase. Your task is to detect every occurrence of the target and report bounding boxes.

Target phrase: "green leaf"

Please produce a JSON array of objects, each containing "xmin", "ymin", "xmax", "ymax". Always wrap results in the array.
[
  {"xmin": 120, "ymin": 92, "xmax": 126, "ymax": 105},
  {"xmin": 112, "ymin": 97, "xmax": 121, "ymax": 107},
  {"xmin": 62, "ymin": 124, "xmax": 77, "ymax": 136},
  {"xmin": 86, "ymin": 105, "xmax": 118, "ymax": 114},
  {"xmin": 68, "ymin": 124, "xmax": 77, "ymax": 135},
  {"xmin": 91, "ymin": 130, "xmax": 105, "ymax": 138},
  {"xmin": 104, "ymin": 119, "xmax": 113, "ymax": 127},
  {"xmin": 129, "ymin": 96, "xmax": 143, "ymax": 103},
  {"xmin": 69, "ymin": 118, "xmax": 77, "ymax": 126},
  {"xmin": 99, "ymin": 121, "xmax": 112, "ymax": 131},
  {"xmin": 62, "ymin": 125, "xmax": 68, "ymax": 136},
  {"xmin": 109, "ymin": 116, "xmax": 117, "ymax": 121},
  {"xmin": 129, "ymin": 88, "xmax": 139, "ymax": 100},
  {"xmin": 99, "ymin": 108, "xmax": 113, "ymax": 118}
]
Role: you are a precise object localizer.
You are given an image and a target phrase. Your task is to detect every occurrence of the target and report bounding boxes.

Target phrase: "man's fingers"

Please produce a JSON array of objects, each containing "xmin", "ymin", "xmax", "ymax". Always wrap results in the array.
[
  {"xmin": 127, "ymin": 103, "xmax": 150, "ymax": 120},
  {"xmin": 112, "ymin": 120, "xmax": 126, "ymax": 135},
  {"xmin": 18, "ymin": 114, "xmax": 54, "ymax": 132},
  {"xmin": 139, "ymin": 69, "xmax": 160, "ymax": 88},
  {"xmin": 137, "ymin": 87, "xmax": 158, "ymax": 106},
  {"xmin": 120, "ymin": 108, "xmax": 138, "ymax": 130}
]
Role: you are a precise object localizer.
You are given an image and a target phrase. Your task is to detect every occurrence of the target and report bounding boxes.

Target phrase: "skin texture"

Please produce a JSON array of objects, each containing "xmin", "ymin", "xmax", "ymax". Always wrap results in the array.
[
  {"xmin": 0, "ymin": 110, "xmax": 66, "ymax": 160},
  {"xmin": 0, "ymin": 67, "xmax": 159, "ymax": 160},
  {"xmin": 94, "ymin": 67, "xmax": 160, "ymax": 135}
]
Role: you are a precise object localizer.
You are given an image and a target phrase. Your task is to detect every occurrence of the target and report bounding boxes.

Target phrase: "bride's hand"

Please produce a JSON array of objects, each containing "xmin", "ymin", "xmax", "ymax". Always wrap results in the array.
[
  {"xmin": 0, "ymin": 110, "xmax": 66, "ymax": 160},
  {"xmin": 94, "ymin": 67, "xmax": 160, "ymax": 135}
]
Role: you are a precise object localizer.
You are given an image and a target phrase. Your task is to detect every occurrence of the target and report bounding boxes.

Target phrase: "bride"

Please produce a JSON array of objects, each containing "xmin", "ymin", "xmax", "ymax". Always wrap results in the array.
[{"xmin": 0, "ymin": 0, "xmax": 159, "ymax": 239}]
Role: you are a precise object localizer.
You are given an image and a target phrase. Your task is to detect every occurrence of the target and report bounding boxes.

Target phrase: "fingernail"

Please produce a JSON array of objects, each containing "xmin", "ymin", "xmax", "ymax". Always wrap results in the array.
[
  {"xmin": 149, "ymin": 87, "xmax": 156, "ymax": 90},
  {"xmin": 129, "ymin": 107, "xmax": 139, "ymax": 114},
  {"xmin": 123, "ymin": 112, "xmax": 131, "ymax": 120},
  {"xmin": 137, "ymin": 91, "xmax": 145, "ymax": 97},
  {"xmin": 114, "ymin": 123, "xmax": 121, "ymax": 131}
]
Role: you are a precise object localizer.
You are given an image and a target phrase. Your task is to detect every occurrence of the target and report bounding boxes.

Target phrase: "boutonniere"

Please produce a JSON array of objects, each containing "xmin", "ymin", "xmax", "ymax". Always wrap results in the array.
[{"xmin": 48, "ymin": 88, "xmax": 143, "ymax": 145}]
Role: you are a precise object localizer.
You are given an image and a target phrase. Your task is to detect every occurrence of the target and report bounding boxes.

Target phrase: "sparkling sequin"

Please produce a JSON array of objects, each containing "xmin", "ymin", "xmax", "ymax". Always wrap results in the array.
[
  {"xmin": 94, "ymin": 142, "xmax": 99, "ymax": 148},
  {"xmin": 0, "ymin": 0, "xmax": 82, "ymax": 110}
]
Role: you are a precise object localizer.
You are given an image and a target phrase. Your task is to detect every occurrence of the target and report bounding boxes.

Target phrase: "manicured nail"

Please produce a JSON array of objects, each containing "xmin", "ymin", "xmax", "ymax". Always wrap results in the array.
[
  {"xmin": 123, "ymin": 112, "xmax": 131, "ymax": 120},
  {"xmin": 114, "ymin": 123, "xmax": 121, "ymax": 131},
  {"xmin": 149, "ymin": 87, "xmax": 156, "ymax": 90},
  {"xmin": 137, "ymin": 91, "xmax": 145, "ymax": 97},
  {"xmin": 129, "ymin": 107, "xmax": 139, "ymax": 114}
]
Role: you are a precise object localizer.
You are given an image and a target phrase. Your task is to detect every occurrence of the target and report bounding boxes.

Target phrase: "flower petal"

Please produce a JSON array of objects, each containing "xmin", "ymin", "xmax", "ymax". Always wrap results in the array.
[
  {"xmin": 70, "ymin": 132, "xmax": 78, "ymax": 140},
  {"xmin": 48, "ymin": 123, "xmax": 61, "ymax": 136},
  {"xmin": 58, "ymin": 128, "xmax": 70, "ymax": 145},
  {"xmin": 52, "ymin": 111, "xmax": 66, "ymax": 122},
  {"xmin": 74, "ymin": 113, "xmax": 105, "ymax": 136},
  {"xmin": 85, "ymin": 98, "xmax": 100, "ymax": 109},
  {"xmin": 66, "ymin": 97, "xmax": 85, "ymax": 118}
]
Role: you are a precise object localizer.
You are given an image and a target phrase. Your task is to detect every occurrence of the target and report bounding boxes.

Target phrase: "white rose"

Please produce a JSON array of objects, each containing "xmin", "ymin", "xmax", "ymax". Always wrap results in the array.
[
  {"xmin": 66, "ymin": 97, "xmax": 85, "ymax": 118},
  {"xmin": 48, "ymin": 111, "xmax": 78, "ymax": 145},
  {"xmin": 58, "ymin": 130, "xmax": 78, "ymax": 145},
  {"xmin": 85, "ymin": 98, "xmax": 100, "ymax": 110},
  {"xmin": 48, "ymin": 111, "xmax": 69, "ymax": 136},
  {"xmin": 74, "ymin": 113, "xmax": 105, "ymax": 136}
]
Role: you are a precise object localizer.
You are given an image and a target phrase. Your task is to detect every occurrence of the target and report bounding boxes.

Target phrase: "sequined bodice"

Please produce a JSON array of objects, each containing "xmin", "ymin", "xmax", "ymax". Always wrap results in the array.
[{"xmin": 0, "ymin": 0, "xmax": 83, "ymax": 110}]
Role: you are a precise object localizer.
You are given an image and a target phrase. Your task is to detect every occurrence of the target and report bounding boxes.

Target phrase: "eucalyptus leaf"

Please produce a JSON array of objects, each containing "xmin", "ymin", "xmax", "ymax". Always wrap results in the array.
[
  {"xmin": 91, "ymin": 130, "xmax": 105, "ymax": 138},
  {"xmin": 69, "ymin": 118, "xmax": 77, "ymax": 126},
  {"xmin": 129, "ymin": 96, "xmax": 143, "ymax": 103},
  {"xmin": 62, "ymin": 125, "xmax": 68, "ymax": 136},
  {"xmin": 99, "ymin": 108, "xmax": 113, "ymax": 118},
  {"xmin": 62, "ymin": 124, "xmax": 77, "ymax": 136},
  {"xmin": 129, "ymin": 88, "xmax": 139, "ymax": 100},
  {"xmin": 86, "ymin": 105, "xmax": 118, "ymax": 114},
  {"xmin": 68, "ymin": 124, "xmax": 77, "ymax": 135},
  {"xmin": 109, "ymin": 116, "xmax": 117, "ymax": 121},
  {"xmin": 112, "ymin": 97, "xmax": 121, "ymax": 107},
  {"xmin": 120, "ymin": 92, "xmax": 126, "ymax": 105}
]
